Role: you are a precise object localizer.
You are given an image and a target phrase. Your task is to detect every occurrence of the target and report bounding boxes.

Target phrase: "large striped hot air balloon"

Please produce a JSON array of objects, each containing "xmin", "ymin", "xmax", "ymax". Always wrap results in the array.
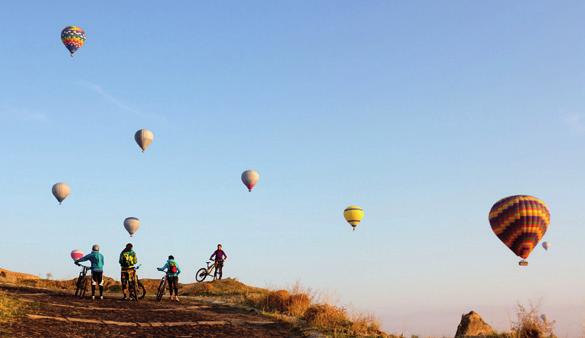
[
  {"xmin": 488, "ymin": 195, "xmax": 550, "ymax": 266},
  {"xmin": 344, "ymin": 205, "xmax": 364, "ymax": 231},
  {"xmin": 61, "ymin": 26, "xmax": 86, "ymax": 56}
]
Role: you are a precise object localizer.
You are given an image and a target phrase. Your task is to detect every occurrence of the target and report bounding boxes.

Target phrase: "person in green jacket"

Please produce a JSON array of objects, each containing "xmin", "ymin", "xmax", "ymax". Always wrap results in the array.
[
  {"xmin": 75, "ymin": 244, "xmax": 105, "ymax": 300},
  {"xmin": 118, "ymin": 243, "xmax": 137, "ymax": 300},
  {"xmin": 157, "ymin": 255, "xmax": 181, "ymax": 301}
]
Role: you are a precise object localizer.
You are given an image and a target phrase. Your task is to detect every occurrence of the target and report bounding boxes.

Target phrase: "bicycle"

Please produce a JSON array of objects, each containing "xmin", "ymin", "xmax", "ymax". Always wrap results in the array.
[
  {"xmin": 195, "ymin": 261, "xmax": 217, "ymax": 282},
  {"xmin": 123, "ymin": 265, "xmax": 146, "ymax": 301},
  {"xmin": 156, "ymin": 270, "xmax": 168, "ymax": 301},
  {"xmin": 74, "ymin": 263, "xmax": 91, "ymax": 298}
]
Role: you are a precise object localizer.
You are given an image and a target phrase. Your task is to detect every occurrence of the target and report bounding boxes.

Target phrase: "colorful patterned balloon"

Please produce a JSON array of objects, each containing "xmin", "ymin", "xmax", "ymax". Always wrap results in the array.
[
  {"xmin": 489, "ymin": 195, "xmax": 550, "ymax": 264},
  {"xmin": 61, "ymin": 26, "xmax": 86, "ymax": 56}
]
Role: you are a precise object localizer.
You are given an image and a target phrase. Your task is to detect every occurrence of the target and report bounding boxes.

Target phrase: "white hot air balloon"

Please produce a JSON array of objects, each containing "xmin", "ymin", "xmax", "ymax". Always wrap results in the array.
[
  {"xmin": 52, "ymin": 182, "xmax": 70, "ymax": 205},
  {"xmin": 241, "ymin": 170, "xmax": 260, "ymax": 192},
  {"xmin": 134, "ymin": 129, "xmax": 154, "ymax": 152},
  {"xmin": 123, "ymin": 217, "xmax": 140, "ymax": 237},
  {"xmin": 542, "ymin": 241, "xmax": 550, "ymax": 251}
]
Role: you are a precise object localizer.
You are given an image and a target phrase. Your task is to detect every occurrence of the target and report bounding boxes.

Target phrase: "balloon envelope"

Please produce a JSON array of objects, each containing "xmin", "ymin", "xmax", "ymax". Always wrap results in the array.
[
  {"xmin": 241, "ymin": 170, "xmax": 260, "ymax": 192},
  {"xmin": 52, "ymin": 183, "xmax": 71, "ymax": 204},
  {"xmin": 489, "ymin": 195, "xmax": 550, "ymax": 260},
  {"xmin": 61, "ymin": 26, "xmax": 86, "ymax": 56},
  {"xmin": 124, "ymin": 217, "xmax": 140, "ymax": 237},
  {"xmin": 542, "ymin": 241, "xmax": 550, "ymax": 250},
  {"xmin": 344, "ymin": 205, "xmax": 364, "ymax": 230},
  {"xmin": 71, "ymin": 250, "xmax": 84, "ymax": 261},
  {"xmin": 134, "ymin": 129, "xmax": 154, "ymax": 152}
]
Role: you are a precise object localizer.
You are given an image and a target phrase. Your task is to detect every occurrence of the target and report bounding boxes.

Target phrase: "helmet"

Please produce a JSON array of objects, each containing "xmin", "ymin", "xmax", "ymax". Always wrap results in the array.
[
  {"xmin": 126, "ymin": 243, "xmax": 133, "ymax": 249},
  {"xmin": 92, "ymin": 244, "xmax": 100, "ymax": 252}
]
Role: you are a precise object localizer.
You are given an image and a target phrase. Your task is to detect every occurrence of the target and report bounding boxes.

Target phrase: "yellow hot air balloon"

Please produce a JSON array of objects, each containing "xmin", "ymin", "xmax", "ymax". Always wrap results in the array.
[{"xmin": 344, "ymin": 205, "xmax": 364, "ymax": 231}]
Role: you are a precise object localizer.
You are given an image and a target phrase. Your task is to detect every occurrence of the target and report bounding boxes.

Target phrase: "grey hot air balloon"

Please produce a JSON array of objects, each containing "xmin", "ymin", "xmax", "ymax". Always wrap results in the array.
[
  {"xmin": 542, "ymin": 241, "xmax": 550, "ymax": 251},
  {"xmin": 123, "ymin": 217, "xmax": 140, "ymax": 237},
  {"xmin": 52, "ymin": 182, "xmax": 70, "ymax": 205},
  {"xmin": 134, "ymin": 129, "xmax": 154, "ymax": 152},
  {"xmin": 241, "ymin": 170, "xmax": 260, "ymax": 192}
]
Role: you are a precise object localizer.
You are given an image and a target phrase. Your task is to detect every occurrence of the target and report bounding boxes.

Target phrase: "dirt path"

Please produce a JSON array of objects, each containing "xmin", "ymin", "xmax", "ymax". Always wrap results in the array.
[{"xmin": 0, "ymin": 284, "xmax": 304, "ymax": 337}]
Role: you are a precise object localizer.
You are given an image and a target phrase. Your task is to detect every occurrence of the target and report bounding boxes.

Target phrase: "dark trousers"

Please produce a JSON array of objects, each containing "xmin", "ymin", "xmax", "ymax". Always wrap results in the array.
[
  {"xmin": 91, "ymin": 271, "xmax": 104, "ymax": 296},
  {"xmin": 214, "ymin": 260, "xmax": 224, "ymax": 279},
  {"xmin": 167, "ymin": 276, "xmax": 179, "ymax": 296}
]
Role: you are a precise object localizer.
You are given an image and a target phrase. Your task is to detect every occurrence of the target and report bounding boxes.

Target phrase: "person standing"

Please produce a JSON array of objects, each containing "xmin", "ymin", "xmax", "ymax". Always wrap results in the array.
[
  {"xmin": 157, "ymin": 255, "xmax": 181, "ymax": 301},
  {"xmin": 75, "ymin": 244, "xmax": 105, "ymax": 300},
  {"xmin": 209, "ymin": 244, "xmax": 227, "ymax": 280},
  {"xmin": 119, "ymin": 243, "xmax": 137, "ymax": 300}
]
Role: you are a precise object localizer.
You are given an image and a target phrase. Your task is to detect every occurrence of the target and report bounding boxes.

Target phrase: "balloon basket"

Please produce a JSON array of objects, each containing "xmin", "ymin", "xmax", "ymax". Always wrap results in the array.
[{"xmin": 519, "ymin": 260, "xmax": 528, "ymax": 266}]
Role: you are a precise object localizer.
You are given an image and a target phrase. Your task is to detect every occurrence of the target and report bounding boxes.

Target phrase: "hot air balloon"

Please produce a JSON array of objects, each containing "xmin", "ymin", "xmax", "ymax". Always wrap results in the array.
[
  {"xmin": 61, "ymin": 26, "xmax": 86, "ymax": 57},
  {"xmin": 241, "ymin": 170, "xmax": 260, "ymax": 192},
  {"xmin": 542, "ymin": 241, "xmax": 550, "ymax": 251},
  {"xmin": 344, "ymin": 205, "xmax": 364, "ymax": 231},
  {"xmin": 71, "ymin": 250, "xmax": 84, "ymax": 261},
  {"xmin": 489, "ymin": 195, "xmax": 550, "ymax": 266},
  {"xmin": 134, "ymin": 129, "xmax": 154, "ymax": 152},
  {"xmin": 123, "ymin": 217, "xmax": 140, "ymax": 237},
  {"xmin": 52, "ymin": 182, "xmax": 71, "ymax": 205}
]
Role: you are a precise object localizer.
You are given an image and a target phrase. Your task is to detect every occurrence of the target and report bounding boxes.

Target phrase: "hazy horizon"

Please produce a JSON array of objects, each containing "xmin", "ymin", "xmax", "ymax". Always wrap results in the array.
[{"xmin": 1, "ymin": 1, "xmax": 584, "ymax": 336}]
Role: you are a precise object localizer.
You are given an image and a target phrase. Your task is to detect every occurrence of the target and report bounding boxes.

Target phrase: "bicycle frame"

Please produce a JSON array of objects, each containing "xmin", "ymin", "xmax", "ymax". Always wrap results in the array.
[{"xmin": 75, "ymin": 264, "xmax": 91, "ymax": 298}]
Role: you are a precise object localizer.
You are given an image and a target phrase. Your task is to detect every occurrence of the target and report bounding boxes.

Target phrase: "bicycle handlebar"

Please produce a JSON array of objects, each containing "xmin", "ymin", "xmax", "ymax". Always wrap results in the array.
[{"xmin": 76, "ymin": 263, "xmax": 91, "ymax": 268}]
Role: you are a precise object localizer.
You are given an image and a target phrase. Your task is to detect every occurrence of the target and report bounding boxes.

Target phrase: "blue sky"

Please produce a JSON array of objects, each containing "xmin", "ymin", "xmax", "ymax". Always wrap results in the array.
[{"xmin": 1, "ymin": 1, "xmax": 584, "ymax": 336}]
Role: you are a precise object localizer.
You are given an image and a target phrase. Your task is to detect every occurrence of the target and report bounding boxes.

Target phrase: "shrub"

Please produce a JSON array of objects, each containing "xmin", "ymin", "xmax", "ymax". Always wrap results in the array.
[
  {"xmin": 511, "ymin": 303, "xmax": 556, "ymax": 338},
  {"xmin": 287, "ymin": 293, "xmax": 311, "ymax": 317},
  {"xmin": 303, "ymin": 304, "xmax": 349, "ymax": 331},
  {"xmin": 351, "ymin": 312, "xmax": 382, "ymax": 335}
]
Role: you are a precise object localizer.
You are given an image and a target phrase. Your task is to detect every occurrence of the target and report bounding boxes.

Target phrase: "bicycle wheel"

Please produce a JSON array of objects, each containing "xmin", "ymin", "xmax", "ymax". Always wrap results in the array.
[
  {"xmin": 128, "ymin": 278, "xmax": 138, "ymax": 301},
  {"xmin": 79, "ymin": 278, "xmax": 88, "ymax": 298},
  {"xmin": 195, "ymin": 268, "xmax": 208, "ymax": 282},
  {"xmin": 137, "ymin": 280, "xmax": 146, "ymax": 300},
  {"xmin": 75, "ymin": 276, "xmax": 83, "ymax": 297},
  {"xmin": 156, "ymin": 279, "xmax": 166, "ymax": 301}
]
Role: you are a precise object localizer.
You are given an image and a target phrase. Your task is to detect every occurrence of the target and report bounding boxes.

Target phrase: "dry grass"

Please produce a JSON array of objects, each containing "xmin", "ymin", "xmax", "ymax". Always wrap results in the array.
[
  {"xmin": 0, "ymin": 292, "xmax": 22, "ymax": 323},
  {"xmin": 510, "ymin": 303, "xmax": 556, "ymax": 338},
  {"xmin": 303, "ymin": 303, "xmax": 349, "ymax": 331},
  {"xmin": 252, "ymin": 285, "xmax": 386, "ymax": 337}
]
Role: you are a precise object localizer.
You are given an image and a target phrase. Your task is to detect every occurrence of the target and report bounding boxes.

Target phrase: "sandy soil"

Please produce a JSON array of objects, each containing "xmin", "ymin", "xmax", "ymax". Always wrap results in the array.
[{"xmin": 0, "ymin": 284, "xmax": 304, "ymax": 338}]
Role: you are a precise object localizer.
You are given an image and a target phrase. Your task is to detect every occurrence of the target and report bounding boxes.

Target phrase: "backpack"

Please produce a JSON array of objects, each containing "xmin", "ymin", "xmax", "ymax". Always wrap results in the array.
[
  {"xmin": 169, "ymin": 261, "xmax": 178, "ymax": 274},
  {"xmin": 121, "ymin": 251, "xmax": 136, "ymax": 267}
]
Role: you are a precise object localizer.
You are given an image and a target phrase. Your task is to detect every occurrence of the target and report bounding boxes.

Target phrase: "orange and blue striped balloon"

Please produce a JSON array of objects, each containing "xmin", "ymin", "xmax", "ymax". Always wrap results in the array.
[
  {"xmin": 61, "ymin": 26, "xmax": 86, "ymax": 56},
  {"xmin": 489, "ymin": 195, "xmax": 550, "ymax": 261}
]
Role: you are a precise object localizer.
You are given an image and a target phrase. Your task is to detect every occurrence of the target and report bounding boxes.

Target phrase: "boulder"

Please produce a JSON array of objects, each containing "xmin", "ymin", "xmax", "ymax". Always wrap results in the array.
[{"xmin": 455, "ymin": 311, "xmax": 495, "ymax": 337}]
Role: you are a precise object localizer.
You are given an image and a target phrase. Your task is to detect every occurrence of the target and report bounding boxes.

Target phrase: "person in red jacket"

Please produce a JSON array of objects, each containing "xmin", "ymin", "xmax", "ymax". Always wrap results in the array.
[{"xmin": 210, "ymin": 244, "xmax": 227, "ymax": 280}]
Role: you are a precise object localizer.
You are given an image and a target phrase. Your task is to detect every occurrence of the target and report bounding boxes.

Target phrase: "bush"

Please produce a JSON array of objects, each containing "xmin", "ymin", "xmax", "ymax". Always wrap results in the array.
[
  {"xmin": 511, "ymin": 303, "xmax": 556, "ymax": 338},
  {"xmin": 303, "ymin": 304, "xmax": 349, "ymax": 331},
  {"xmin": 287, "ymin": 293, "xmax": 311, "ymax": 317}
]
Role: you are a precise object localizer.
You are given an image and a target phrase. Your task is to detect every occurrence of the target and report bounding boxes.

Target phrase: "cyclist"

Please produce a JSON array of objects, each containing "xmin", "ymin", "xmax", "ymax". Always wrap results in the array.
[
  {"xmin": 75, "ymin": 244, "xmax": 104, "ymax": 300},
  {"xmin": 157, "ymin": 255, "xmax": 181, "ymax": 301},
  {"xmin": 119, "ymin": 243, "xmax": 137, "ymax": 300},
  {"xmin": 209, "ymin": 244, "xmax": 227, "ymax": 280}
]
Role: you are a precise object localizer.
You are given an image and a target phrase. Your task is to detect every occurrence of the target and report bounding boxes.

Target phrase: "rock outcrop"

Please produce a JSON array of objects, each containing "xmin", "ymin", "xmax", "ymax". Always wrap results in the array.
[{"xmin": 455, "ymin": 311, "xmax": 495, "ymax": 337}]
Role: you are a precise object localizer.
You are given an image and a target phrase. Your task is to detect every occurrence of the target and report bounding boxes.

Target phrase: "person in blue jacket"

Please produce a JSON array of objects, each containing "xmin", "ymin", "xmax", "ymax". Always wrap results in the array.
[
  {"xmin": 157, "ymin": 255, "xmax": 181, "ymax": 301},
  {"xmin": 75, "ymin": 244, "xmax": 105, "ymax": 300}
]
